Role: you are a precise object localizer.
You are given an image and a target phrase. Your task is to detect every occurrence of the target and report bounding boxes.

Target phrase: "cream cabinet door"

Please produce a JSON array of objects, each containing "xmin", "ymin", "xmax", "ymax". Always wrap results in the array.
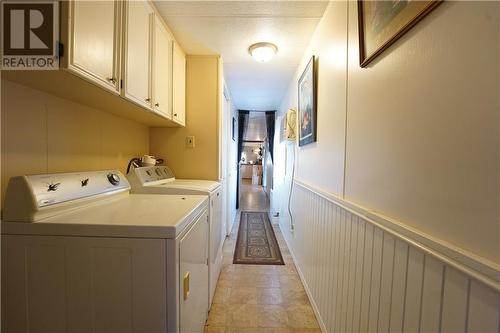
[
  {"xmin": 153, "ymin": 17, "xmax": 172, "ymax": 118},
  {"xmin": 123, "ymin": 0, "xmax": 153, "ymax": 109},
  {"xmin": 172, "ymin": 42, "xmax": 186, "ymax": 126},
  {"xmin": 69, "ymin": 0, "xmax": 120, "ymax": 92}
]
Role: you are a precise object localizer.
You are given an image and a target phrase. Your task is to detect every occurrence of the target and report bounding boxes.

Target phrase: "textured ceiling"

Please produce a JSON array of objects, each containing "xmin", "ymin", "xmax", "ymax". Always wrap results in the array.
[{"xmin": 154, "ymin": 1, "xmax": 328, "ymax": 111}]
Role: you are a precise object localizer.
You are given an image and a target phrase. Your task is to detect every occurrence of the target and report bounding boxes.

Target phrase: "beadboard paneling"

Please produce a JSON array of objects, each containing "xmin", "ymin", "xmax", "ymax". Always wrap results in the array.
[{"xmin": 280, "ymin": 181, "xmax": 500, "ymax": 333}]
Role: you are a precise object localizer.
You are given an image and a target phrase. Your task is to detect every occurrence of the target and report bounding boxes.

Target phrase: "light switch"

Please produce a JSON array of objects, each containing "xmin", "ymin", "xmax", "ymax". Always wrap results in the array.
[{"xmin": 186, "ymin": 136, "xmax": 195, "ymax": 148}]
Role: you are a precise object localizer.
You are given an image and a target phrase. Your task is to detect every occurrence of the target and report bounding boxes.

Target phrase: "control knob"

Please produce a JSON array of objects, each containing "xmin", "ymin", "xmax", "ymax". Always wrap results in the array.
[{"xmin": 107, "ymin": 173, "xmax": 120, "ymax": 186}]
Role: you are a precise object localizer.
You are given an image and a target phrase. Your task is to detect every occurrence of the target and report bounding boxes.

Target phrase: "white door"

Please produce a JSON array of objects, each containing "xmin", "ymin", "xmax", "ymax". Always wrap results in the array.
[
  {"xmin": 123, "ymin": 0, "xmax": 153, "ymax": 109},
  {"xmin": 153, "ymin": 16, "xmax": 172, "ymax": 118},
  {"xmin": 179, "ymin": 212, "xmax": 209, "ymax": 333},
  {"xmin": 70, "ymin": 0, "xmax": 120, "ymax": 92},
  {"xmin": 172, "ymin": 42, "xmax": 186, "ymax": 125}
]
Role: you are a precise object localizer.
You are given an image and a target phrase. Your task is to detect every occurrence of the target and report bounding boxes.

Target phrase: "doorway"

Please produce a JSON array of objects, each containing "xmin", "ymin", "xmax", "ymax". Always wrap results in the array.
[
  {"xmin": 237, "ymin": 111, "xmax": 270, "ymax": 211},
  {"xmin": 239, "ymin": 141, "xmax": 269, "ymax": 211}
]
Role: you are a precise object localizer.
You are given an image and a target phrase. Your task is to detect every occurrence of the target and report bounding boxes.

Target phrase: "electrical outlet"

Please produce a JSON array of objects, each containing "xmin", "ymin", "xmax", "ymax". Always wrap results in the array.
[{"xmin": 186, "ymin": 136, "xmax": 195, "ymax": 148}]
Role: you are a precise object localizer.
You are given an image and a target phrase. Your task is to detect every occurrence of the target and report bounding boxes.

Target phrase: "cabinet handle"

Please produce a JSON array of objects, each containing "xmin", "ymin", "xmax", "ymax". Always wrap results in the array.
[
  {"xmin": 174, "ymin": 113, "xmax": 178, "ymax": 117},
  {"xmin": 183, "ymin": 272, "xmax": 190, "ymax": 300},
  {"xmin": 155, "ymin": 102, "xmax": 160, "ymax": 107},
  {"xmin": 145, "ymin": 98, "xmax": 151, "ymax": 102},
  {"xmin": 107, "ymin": 77, "xmax": 116, "ymax": 83}
]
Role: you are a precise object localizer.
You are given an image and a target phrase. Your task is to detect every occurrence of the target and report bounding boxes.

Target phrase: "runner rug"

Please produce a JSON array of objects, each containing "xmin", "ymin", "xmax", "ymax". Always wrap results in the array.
[{"xmin": 233, "ymin": 211, "xmax": 285, "ymax": 265}]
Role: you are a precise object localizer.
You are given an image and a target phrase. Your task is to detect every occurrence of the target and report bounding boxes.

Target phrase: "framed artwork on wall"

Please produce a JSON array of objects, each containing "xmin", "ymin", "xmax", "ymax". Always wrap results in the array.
[
  {"xmin": 298, "ymin": 56, "xmax": 317, "ymax": 147},
  {"xmin": 232, "ymin": 117, "xmax": 236, "ymax": 141},
  {"xmin": 358, "ymin": 0, "xmax": 442, "ymax": 67}
]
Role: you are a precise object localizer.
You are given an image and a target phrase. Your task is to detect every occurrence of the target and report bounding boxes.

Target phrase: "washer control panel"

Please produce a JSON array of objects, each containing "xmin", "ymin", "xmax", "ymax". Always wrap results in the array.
[{"xmin": 25, "ymin": 170, "xmax": 130, "ymax": 208}]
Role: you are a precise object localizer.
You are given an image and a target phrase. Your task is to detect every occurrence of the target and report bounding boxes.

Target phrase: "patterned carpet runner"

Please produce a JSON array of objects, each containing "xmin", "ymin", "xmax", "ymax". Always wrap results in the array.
[{"xmin": 233, "ymin": 211, "xmax": 285, "ymax": 265}]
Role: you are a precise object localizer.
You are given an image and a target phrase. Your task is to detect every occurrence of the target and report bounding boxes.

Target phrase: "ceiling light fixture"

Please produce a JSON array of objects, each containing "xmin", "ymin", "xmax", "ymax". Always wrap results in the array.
[{"xmin": 248, "ymin": 42, "xmax": 278, "ymax": 63}]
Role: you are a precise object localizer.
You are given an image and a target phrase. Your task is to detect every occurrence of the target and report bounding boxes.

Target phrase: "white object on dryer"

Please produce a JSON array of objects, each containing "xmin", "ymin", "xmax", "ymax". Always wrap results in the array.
[
  {"xmin": 127, "ymin": 165, "xmax": 224, "ymax": 308},
  {"xmin": 2, "ymin": 170, "xmax": 209, "ymax": 333}
]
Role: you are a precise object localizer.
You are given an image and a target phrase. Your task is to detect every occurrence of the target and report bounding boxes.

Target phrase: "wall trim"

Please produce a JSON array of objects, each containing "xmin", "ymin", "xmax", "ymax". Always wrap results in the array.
[{"xmin": 293, "ymin": 178, "xmax": 500, "ymax": 292}]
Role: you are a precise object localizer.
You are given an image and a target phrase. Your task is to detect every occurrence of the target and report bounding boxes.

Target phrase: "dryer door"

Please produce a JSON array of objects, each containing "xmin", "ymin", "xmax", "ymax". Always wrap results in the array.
[{"xmin": 179, "ymin": 210, "xmax": 209, "ymax": 333}]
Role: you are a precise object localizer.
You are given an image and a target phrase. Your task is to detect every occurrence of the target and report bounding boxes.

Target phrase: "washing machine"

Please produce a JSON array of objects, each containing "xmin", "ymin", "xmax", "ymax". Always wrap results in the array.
[
  {"xmin": 127, "ymin": 165, "xmax": 224, "ymax": 307},
  {"xmin": 1, "ymin": 170, "xmax": 209, "ymax": 333}
]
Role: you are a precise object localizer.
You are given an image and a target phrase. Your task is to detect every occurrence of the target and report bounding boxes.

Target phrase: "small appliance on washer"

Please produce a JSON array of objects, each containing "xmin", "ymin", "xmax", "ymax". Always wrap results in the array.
[
  {"xmin": 2, "ymin": 170, "xmax": 210, "ymax": 333},
  {"xmin": 127, "ymin": 165, "xmax": 223, "ymax": 307}
]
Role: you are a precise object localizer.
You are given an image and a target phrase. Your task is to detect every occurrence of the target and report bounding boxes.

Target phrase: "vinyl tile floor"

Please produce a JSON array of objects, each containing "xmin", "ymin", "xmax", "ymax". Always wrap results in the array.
[
  {"xmin": 204, "ymin": 185, "xmax": 321, "ymax": 333},
  {"xmin": 238, "ymin": 179, "xmax": 270, "ymax": 212}
]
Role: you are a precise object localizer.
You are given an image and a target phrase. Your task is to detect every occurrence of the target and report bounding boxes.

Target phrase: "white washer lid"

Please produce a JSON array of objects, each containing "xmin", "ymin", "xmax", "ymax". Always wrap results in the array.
[
  {"xmin": 157, "ymin": 179, "xmax": 220, "ymax": 192},
  {"xmin": 1, "ymin": 194, "xmax": 208, "ymax": 239}
]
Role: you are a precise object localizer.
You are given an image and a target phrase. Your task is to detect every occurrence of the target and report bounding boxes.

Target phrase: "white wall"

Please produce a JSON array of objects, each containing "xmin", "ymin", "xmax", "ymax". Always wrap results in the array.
[
  {"xmin": 272, "ymin": 1, "xmax": 499, "ymax": 331},
  {"xmin": 1, "ymin": 80, "xmax": 149, "ymax": 209},
  {"xmin": 345, "ymin": 0, "xmax": 499, "ymax": 265},
  {"xmin": 273, "ymin": 0, "xmax": 499, "ymax": 266}
]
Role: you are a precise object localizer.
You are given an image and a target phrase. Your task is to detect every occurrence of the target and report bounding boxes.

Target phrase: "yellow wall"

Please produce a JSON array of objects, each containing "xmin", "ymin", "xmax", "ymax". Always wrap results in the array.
[
  {"xmin": 277, "ymin": 1, "xmax": 499, "ymax": 264},
  {"xmin": 1, "ymin": 79, "xmax": 149, "ymax": 207},
  {"xmin": 150, "ymin": 56, "xmax": 221, "ymax": 180}
]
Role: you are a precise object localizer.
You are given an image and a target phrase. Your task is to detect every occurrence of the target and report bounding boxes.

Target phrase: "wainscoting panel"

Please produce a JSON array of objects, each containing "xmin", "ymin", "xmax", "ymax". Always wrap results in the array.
[{"xmin": 279, "ymin": 181, "xmax": 499, "ymax": 333}]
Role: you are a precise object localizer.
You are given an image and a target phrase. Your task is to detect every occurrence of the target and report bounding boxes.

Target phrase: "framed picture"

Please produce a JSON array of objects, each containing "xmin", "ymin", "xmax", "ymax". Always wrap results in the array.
[
  {"xmin": 358, "ymin": 0, "xmax": 442, "ymax": 67},
  {"xmin": 298, "ymin": 56, "xmax": 317, "ymax": 147},
  {"xmin": 232, "ymin": 117, "xmax": 236, "ymax": 141}
]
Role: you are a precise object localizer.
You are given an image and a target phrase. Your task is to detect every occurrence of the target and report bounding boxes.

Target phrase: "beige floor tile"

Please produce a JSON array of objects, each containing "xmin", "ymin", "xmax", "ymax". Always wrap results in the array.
[
  {"xmin": 217, "ymin": 275, "xmax": 233, "ymax": 288},
  {"xmin": 256, "ymin": 274, "xmax": 281, "ymax": 288},
  {"xmin": 207, "ymin": 303, "xmax": 229, "ymax": 327},
  {"xmin": 233, "ymin": 264, "xmax": 262, "ymax": 274},
  {"xmin": 227, "ymin": 287, "xmax": 258, "ymax": 305},
  {"xmin": 204, "ymin": 326, "xmax": 227, "ymax": 333},
  {"xmin": 279, "ymin": 275, "xmax": 302, "ymax": 289},
  {"xmin": 206, "ymin": 183, "xmax": 319, "ymax": 331},
  {"xmin": 232, "ymin": 273, "xmax": 257, "ymax": 287},
  {"xmin": 227, "ymin": 304, "xmax": 258, "ymax": 328},
  {"xmin": 281, "ymin": 288, "xmax": 309, "ymax": 306},
  {"xmin": 221, "ymin": 264, "xmax": 235, "ymax": 275},
  {"xmin": 213, "ymin": 286, "xmax": 231, "ymax": 304},
  {"xmin": 226, "ymin": 328, "xmax": 289, "ymax": 333},
  {"xmin": 257, "ymin": 288, "xmax": 283, "ymax": 305},
  {"xmin": 257, "ymin": 305, "xmax": 289, "ymax": 328},
  {"xmin": 286, "ymin": 305, "xmax": 319, "ymax": 329}
]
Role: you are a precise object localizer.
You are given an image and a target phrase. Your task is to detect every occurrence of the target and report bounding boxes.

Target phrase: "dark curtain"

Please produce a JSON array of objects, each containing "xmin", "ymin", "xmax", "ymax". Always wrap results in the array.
[
  {"xmin": 265, "ymin": 111, "xmax": 276, "ymax": 162},
  {"xmin": 236, "ymin": 111, "xmax": 249, "ymax": 209},
  {"xmin": 237, "ymin": 111, "xmax": 249, "ymax": 164}
]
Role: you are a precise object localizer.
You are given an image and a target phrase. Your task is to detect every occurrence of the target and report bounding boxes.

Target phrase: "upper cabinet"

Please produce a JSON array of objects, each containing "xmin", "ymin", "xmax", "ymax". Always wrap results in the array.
[
  {"xmin": 153, "ymin": 16, "xmax": 173, "ymax": 118},
  {"xmin": 6, "ymin": 0, "xmax": 186, "ymax": 127},
  {"xmin": 122, "ymin": 1, "xmax": 153, "ymax": 109},
  {"xmin": 172, "ymin": 42, "xmax": 186, "ymax": 126},
  {"xmin": 64, "ymin": 0, "xmax": 121, "ymax": 93}
]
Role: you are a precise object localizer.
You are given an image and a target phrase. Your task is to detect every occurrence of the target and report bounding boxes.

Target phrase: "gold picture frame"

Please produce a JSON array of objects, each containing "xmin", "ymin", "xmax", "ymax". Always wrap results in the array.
[{"xmin": 358, "ymin": 0, "xmax": 443, "ymax": 67}]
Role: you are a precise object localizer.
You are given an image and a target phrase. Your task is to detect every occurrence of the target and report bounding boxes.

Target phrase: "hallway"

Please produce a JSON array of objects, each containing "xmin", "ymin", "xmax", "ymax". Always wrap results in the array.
[
  {"xmin": 238, "ymin": 179, "xmax": 270, "ymax": 212},
  {"xmin": 205, "ymin": 181, "xmax": 320, "ymax": 332}
]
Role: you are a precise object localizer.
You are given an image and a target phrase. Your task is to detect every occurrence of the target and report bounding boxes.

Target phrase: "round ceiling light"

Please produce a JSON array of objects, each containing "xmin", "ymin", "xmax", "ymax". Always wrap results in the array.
[{"xmin": 248, "ymin": 42, "xmax": 278, "ymax": 63}]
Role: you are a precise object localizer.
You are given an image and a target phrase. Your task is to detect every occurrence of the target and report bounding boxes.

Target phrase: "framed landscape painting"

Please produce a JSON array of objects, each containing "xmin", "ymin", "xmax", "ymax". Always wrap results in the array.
[
  {"xmin": 358, "ymin": 0, "xmax": 442, "ymax": 67},
  {"xmin": 298, "ymin": 56, "xmax": 317, "ymax": 147}
]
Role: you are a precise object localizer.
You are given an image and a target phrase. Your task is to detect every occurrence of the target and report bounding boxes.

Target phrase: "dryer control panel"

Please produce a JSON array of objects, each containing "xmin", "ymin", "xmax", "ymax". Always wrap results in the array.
[{"xmin": 128, "ymin": 166, "xmax": 175, "ymax": 187}]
